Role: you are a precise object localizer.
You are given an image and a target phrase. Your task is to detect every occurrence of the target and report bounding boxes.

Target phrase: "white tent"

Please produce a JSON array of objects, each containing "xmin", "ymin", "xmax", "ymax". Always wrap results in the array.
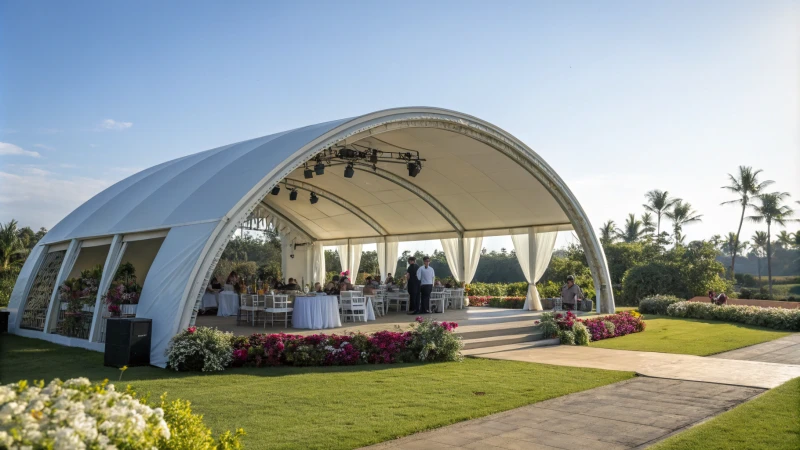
[{"xmin": 7, "ymin": 107, "xmax": 614, "ymax": 366}]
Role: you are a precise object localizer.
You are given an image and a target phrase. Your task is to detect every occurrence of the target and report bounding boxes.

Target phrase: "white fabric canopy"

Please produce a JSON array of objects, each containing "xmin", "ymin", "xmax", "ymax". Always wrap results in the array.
[
  {"xmin": 440, "ymin": 237, "xmax": 483, "ymax": 283},
  {"xmin": 336, "ymin": 243, "xmax": 362, "ymax": 280},
  {"xmin": 511, "ymin": 228, "xmax": 558, "ymax": 311},
  {"xmin": 376, "ymin": 238, "xmax": 399, "ymax": 282},
  {"xmin": 311, "ymin": 242, "xmax": 326, "ymax": 285}
]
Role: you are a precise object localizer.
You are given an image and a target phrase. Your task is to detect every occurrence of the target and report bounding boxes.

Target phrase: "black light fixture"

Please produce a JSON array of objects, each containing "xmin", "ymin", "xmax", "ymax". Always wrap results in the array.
[
  {"xmin": 344, "ymin": 163, "xmax": 355, "ymax": 178},
  {"xmin": 314, "ymin": 160, "xmax": 325, "ymax": 175},
  {"xmin": 310, "ymin": 192, "xmax": 318, "ymax": 204},
  {"xmin": 289, "ymin": 189, "xmax": 298, "ymax": 201},
  {"xmin": 303, "ymin": 166, "xmax": 314, "ymax": 179},
  {"xmin": 369, "ymin": 149, "xmax": 379, "ymax": 164},
  {"xmin": 271, "ymin": 185, "xmax": 281, "ymax": 195},
  {"xmin": 407, "ymin": 160, "xmax": 422, "ymax": 177}
]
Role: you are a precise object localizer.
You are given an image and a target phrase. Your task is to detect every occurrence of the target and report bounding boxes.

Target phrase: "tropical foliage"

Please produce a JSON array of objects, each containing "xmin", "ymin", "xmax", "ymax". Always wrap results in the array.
[{"xmin": 0, "ymin": 220, "xmax": 46, "ymax": 308}]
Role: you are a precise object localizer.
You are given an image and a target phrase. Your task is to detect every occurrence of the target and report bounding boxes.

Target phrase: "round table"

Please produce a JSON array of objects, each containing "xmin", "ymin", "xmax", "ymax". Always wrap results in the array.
[
  {"xmin": 292, "ymin": 295, "xmax": 342, "ymax": 329},
  {"xmin": 217, "ymin": 291, "xmax": 239, "ymax": 317}
]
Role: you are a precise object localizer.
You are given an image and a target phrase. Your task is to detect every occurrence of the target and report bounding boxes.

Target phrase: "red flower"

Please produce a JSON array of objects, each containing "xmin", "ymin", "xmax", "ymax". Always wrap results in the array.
[{"xmin": 187, "ymin": 326, "xmax": 197, "ymax": 334}]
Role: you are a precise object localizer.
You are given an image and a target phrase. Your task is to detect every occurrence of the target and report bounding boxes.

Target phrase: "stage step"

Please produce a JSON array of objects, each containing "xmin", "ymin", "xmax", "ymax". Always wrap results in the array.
[
  {"xmin": 462, "ymin": 339, "xmax": 560, "ymax": 356},
  {"xmin": 461, "ymin": 330, "xmax": 546, "ymax": 350},
  {"xmin": 455, "ymin": 319, "xmax": 542, "ymax": 340}
]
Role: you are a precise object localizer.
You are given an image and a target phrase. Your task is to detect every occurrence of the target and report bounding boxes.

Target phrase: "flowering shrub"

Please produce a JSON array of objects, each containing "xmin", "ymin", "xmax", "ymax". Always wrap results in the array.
[
  {"xmin": 638, "ymin": 295, "xmax": 684, "ymax": 315},
  {"xmin": 226, "ymin": 318, "xmax": 462, "ymax": 370},
  {"xmin": 166, "ymin": 326, "xmax": 233, "ymax": 372},
  {"xmin": 581, "ymin": 312, "xmax": 646, "ymax": 342},
  {"xmin": 468, "ymin": 296, "xmax": 525, "ymax": 308},
  {"xmin": 559, "ymin": 330, "xmax": 575, "ymax": 345},
  {"xmin": 665, "ymin": 301, "xmax": 800, "ymax": 331},
  {"xmin": 538, "ymin": 312, "xmax": 560, "ymax": 339},
  {"xmin": 0, "ymin": 378, "xmax": 244, "ymax": 449},
  {"xmin": 103, "ymin": 280, "xmax": 141, "ymax": 313},
  {"xmin": 572, "ymin": 322, "xmax": 590, "ymax": 346}
]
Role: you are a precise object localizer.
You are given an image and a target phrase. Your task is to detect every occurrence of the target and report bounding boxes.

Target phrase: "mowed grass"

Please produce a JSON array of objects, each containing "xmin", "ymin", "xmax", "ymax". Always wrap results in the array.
[
  {"xmin": 590, "ymin": 315, "xmax": 790, "ymax": 356},
  {"xmin": 652, "ymin": 377, "xmax": 800, "ymax": 450},
  {"xmin": 0, "ymin": 335, "xmax": 633, "ymax": 450}
]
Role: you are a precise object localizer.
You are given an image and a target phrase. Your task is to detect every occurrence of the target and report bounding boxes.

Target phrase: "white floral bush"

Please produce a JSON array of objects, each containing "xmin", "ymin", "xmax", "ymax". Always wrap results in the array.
[
  {"xmin": 166, "ymin": 326, "xmax": 233, "ymax": 372},
  {"xmin": 666, "ymin": 301, "xmax": 800, "ymax": 331},
  {"xmin": 0, "ymin": 378, "xmax": 170, "ymax": 449}
]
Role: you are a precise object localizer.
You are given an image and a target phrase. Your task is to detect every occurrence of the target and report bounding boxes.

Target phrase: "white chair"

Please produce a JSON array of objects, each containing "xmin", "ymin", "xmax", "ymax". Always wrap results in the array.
[
  {"xmin": 343, "ymin": 295, "xmax": 367, "ymax": 322},
  {"xmin": 238, "ymin": 294, "xmax": 258, "ymax": 325},
  {"xmin": 449, "ymin": 288, "xmax": 465, "ymax": 309},
  {"xmin": 368, "ymin": 293, "xmax": 385, "ymax": 317},
  {"xmin": 388, "ymin": 291, "xmax": 409, "ymax": 312},
  {"xmin": 265, "ymin": 294, "xmax": 293, "ymax": 328},
  {"xmin": 430, "ymin": 291, "xmax": 447, "ymax": 313}
]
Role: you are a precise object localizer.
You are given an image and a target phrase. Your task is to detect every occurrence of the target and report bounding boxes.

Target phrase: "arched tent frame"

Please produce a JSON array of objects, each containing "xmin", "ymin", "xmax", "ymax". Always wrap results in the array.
[{"xmin": 8, "ymin": 107, "xmax": 614, "ymax": 366}]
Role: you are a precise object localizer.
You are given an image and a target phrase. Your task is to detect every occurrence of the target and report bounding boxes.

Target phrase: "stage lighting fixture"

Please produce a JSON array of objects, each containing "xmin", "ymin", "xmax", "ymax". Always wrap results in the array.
[
  {"xmin": 369, "ymin": 150, "xmax": 379, "ymax": 164},
  {"xmin": 344, "ymin": 164, "xmax": 355, "ymax": 178},
  {"xmin": 407, "ymin": 160, "xmax": 421, "ymax": 177},
  {"xmin": 304, "ymin": 168, "xmax": 314, "ymax": 179},
  {"xmin": 314, "ymin": 161, "xmax": 325, "ymax": 175},
  {"xmin": 289, "ymin": 189, "xmax": 298, "ymax": 201},
  {"xmin": 271, "ymin": 186, "xmax": 281, "ymax": 195},
  {"xmin": 310, "ymin": 192, "xmax": 319, "ymax": 204}
]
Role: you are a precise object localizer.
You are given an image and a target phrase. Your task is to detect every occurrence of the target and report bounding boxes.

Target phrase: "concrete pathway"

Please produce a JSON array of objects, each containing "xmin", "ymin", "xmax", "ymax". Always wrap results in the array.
[
  {"xmin": 471, "ymin": 345, "xmax": 800, "ymax": 389},
  {"xmin": 710, "ymin": 333, "xmax": 800, "ymax": 365},
  {"xmin": 365, "ymin": 378, "xmax": 764, "ymax": 450}
]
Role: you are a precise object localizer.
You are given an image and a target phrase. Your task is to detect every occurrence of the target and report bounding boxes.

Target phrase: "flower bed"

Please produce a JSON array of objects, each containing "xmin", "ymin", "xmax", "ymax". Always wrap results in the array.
[
  {"xmin": 537, "ymin": 310, "xmax": 645, "ymax": 345},
  {"xmin": 468, "ymin": 296, "xmax": 525, "ymax": 308},
  {"xmin": 168, "ymin": 318, "xmax": 463, "ymax": 372},
  {"xmin": 666, "ymin": 301, "xmax": 800, "ymax": 331},
  {"xmin": 0, "ymin": 378, "xmax": 243, "ymax": 449}
]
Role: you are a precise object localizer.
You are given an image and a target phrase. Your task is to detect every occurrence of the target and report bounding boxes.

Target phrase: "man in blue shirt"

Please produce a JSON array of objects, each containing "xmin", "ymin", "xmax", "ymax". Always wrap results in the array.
[{"xmin": 417, "ymin": 256, "xmax": 435, "ymax": 314}]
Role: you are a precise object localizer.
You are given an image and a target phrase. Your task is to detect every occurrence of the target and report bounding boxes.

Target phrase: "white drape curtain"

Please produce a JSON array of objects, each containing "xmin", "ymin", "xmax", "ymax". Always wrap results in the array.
[
  {"xmin": 336, "ymin": 243, "xmax": 362, "ymax": 280},
  {"xmin": 280, "ymin": 234, "xmax": 291, "ymax": 282},
  {"xmin": 511, "ymin": 228, "xmax": 558, "ymax": 310},
  {"xmin": 376, "ymin": 238, "xmax": 399, "ymax": 282},
  {"xmin": 440, "ymin": 237, "xmax": 483, "ymax": 283},
  {"xmin": 311, "ymin": 242, "xmax": 325, "ymax": 285}
]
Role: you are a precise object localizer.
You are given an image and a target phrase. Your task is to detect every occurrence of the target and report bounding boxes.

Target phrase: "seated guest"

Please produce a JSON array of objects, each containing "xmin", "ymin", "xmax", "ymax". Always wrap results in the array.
[
  {"xmin": 434, "ymin": 279, "xmax": 443, "ymax": 287},
  {"xmin": 226, "ymin": 271, "xmax": 239, "ymax": 286},
  {"xmin": 339, "ymin": 277, "xmax": 354, "ymax": 292},
  {"xmin": 384, "ymin": 274, "xmax": 395, "ymax": 285},
  {"xmin": 211, "ymin": 276, "xmax": 222, "ymax": 290},
  {"xmin": 363, "ymin": 282, "xmax": 376, "ymax": 295},
  {"xmin": 283, "ymin": 278, "xmax": 299, "ymax": 291},
  {"xmin": 324, "ymin": 281, "xmax": 339, "ymax": 295},
  {"xmin": 314, "ymin": 282, "xmax": 323, "ymax": 293},
  {"xmin": 272, "ymin": 279, "xmax": 285, "ymax": 290},
  {"xmin": 444, "ymin": 279, "xmax": 453, "ymax": 288},
  {"xmin": 332, "ymin": 275, "xmax": 340, "ymax": 284},
  {"xmin": 561, "ymin": 275, "xmax": 583, "ymax": 310}
]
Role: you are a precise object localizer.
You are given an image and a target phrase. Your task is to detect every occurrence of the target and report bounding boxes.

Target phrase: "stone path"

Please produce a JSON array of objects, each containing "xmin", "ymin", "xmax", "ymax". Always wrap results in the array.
[
  {"xmin": 470, "ymin": 344, "xmax": 800, "ymax": 389},
  {"xmin": 365, "ymin": 377, "xmax": 764, "ymax": 449},
  {"xmin": 710, "ymin": 333, "xmax": 800, "ymax": 365}
]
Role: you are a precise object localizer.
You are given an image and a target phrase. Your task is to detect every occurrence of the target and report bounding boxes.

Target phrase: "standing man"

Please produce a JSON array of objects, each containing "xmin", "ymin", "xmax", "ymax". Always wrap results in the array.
[
  {"xmin": 405, "ymin": 256, "xmax": 421, "ymax": 314},
  {"xmin": 561, "ymin": 275, "xmax": 583, "ymax": 311},
  {"xmin": 417, "ymin": 256, "xmax": 435, "ymax": 314}
]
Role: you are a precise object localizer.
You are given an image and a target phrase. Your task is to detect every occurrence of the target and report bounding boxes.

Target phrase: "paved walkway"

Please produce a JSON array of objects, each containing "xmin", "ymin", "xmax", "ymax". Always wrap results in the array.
[
  {"xmin": 365, "ymin": 378, "xmax": 764, "ymax": 449},
  {"xmin": 471, "ymin": 344, "xmax": 800, "ymax": 389},
  {"xmin": 710, "ymin": 333, "xmax": 800, "ymax": 365}
]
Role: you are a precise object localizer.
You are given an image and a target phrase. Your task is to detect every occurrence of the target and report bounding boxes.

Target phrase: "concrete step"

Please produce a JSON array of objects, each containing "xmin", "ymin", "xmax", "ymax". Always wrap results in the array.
[
  {"xmin": 462, "ymin": 339, "xmax": 561, "ymax": 356},
  {"xmin": 461, "ymin": 331, "xmax": 545, "ymax": 350},
  {"xmin": 455, "ymin": 319, "xmax": 541, "ymax": 340}
]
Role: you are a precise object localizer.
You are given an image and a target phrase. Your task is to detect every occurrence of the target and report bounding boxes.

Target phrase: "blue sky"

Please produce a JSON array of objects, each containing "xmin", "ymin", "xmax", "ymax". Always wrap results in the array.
[{"xmin": 1, "ymin": 1, "xmax": 798, "ymax": 253}]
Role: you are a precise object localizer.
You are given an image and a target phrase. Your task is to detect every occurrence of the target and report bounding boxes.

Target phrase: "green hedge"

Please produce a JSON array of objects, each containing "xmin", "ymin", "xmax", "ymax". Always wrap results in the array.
[
  {"xmin": 666, "ymin": 301, "xmax": 800, "ymax": 331},
  {"xmin": 638, "ymin": 295, "xmax": 685, "ymax": 315}
]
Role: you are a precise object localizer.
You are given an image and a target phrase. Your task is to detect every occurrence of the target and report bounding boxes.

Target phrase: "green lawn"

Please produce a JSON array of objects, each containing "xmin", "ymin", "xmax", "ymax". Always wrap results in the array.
[
  {"xmin": 652, "ymin": 377, "xmax": 800, "ymax": 450},
  {"xmin": 590, "ymin": 315, "xmax": 790, "ymax": 356},
  {"xmin": 0, "ymin": 335, "xmax": 633, "ymax": 450}
]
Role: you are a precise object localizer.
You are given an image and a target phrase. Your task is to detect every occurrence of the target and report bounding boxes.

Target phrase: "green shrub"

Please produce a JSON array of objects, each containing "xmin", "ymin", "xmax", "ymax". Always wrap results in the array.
[
  {"xmin": 621, "ymin": 262, "xmax": 685, "ymax": 305},
  {"xmin": 0, "ymin": 269, "xmax": 19, "ymax": 308},
  {"xmin": 158, "ymin": 395, "xmax": 245, "ymax": 449},
  {"xmin": 665, "ymin": 301, "xmax": 800, "ymax": 331},
  {"xmin": 537, "ymin": 312, "xmax": 560, "ymax": 339},
  {"xmin": 638, "ymin": 295, "xmax": 684, "ymax": 315},
  {"xmin": 559, "ymin": 330, "xmax": 575, "ymax": 345},
  {"xmin": 166, "ymin": 326, "xmax": 233, "ymax": 372},
  {"xmin": 572, "ymin": 322, "xmax": 590, "ymax": 346}
]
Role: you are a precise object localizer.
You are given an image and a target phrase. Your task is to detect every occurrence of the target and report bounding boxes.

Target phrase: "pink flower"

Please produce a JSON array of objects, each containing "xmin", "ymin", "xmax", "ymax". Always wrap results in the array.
[
  {"xmin": 415, "ymin": 316, "xmax": 424, "ymax": 323},
  {"xmin": 187, "ymin": 326, "xmax": 197, "ymax": 334}
]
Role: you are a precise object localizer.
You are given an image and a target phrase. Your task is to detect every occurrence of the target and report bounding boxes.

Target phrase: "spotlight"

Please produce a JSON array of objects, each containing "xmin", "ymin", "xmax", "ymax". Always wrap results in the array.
[
  {"xmin": 289, "ymin": 189, "xmax": 298, "ymax": 201},
  {"xmin": 304, "ymin": 167, "xmax": 314, "ymax": 179},
  {"xmin": 407, "ymin": 160, "xmax": 421, "ymax": 177},
  {"xmin": 271, "ymin": 185, "xmax": 281, "ymax": 195},
  {"xmin": 310, "ymin": 192, "xmax": 319, "ymax": 204},
  {"xmin": 344, "ymin": 164, "xmax": 355, "ymax": 178},
  {"xmin": 369, "ymin": 150, "xmax": 379, "ymax": 164},
  {"xmin": 339, "ymin": 148, "xmax": 357, "ymax": 159},
  {"xmin": 314, "ymin": 161, "xmax": 325, "ymax": 175}
]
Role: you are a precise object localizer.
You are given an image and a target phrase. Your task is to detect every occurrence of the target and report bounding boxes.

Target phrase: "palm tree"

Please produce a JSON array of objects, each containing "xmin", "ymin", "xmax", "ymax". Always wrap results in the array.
[
  {"xmin": 709, "ymin": 234, "xmax": 724, "ymax": 252},
  {"xmin": 720, "ymin": 166, "xmax": 773, "ymax": 279},
  {"xmin": 776, "ymin": 230, "xmax": 794, "ymax": 249},
  {"xmin": 615, "ymin": 214, "xmax": 647, "ymax": 243},
  {"xmin": 665, "ymin": 200, "xmax": 703, "ymax": 245},
  {"xmin": 748, "ymin": 192, "xmax": 795, "ymax": 297},
  {"xmin": 0, "ymin": 219, "xmax": 29, "ymax": 271},
  {"xmin": 598, "ymin": 220, "xmax": 617, "ymax": 246},
  {"xmin": 723, "ymin": 232, "xmax": 747, "ymax": 258},
  {"xmin": 750, "ymin": 231, "xmax": 768, "ymax": 287},
  {"xmin": 641, "ymin": 212, "xmax": 656, "ymax": 236},
  {"xmin": 643, "ymin": 190, "xmax": 678, "ymax": 235}
]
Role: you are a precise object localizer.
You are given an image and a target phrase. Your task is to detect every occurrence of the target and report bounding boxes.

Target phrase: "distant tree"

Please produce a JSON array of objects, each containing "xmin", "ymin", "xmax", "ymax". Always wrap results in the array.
[
  {"xmin": 776, "ymin": 231, "xmax": 794, "ymax": 250},
  {"xmin": 723, "ymin": 232, "xmax": 747, "ymax": 258},
  {"xmin": 641, "ymin": 212, "xmax": 656, "ymax": 236},
  {"xmin": 720, "ymin": 166, "xmax": 773, "ymax": 280},
  {"xmin": 750, "ymin": 231, "xmax": 769, "ymax": 286},
  {"xmin": 748, "ymin": 192, "xmax": 795, "ymax": 297},
  {"xmin": 616, "ymin": 213, "xmax": 647, "ymax": 243},
  {"xmin": 0, "ymin": 220, "xmax": 29, "ymax": 271},
  {"xmin": 665, "ymin": 200, "xmax": 703, "ymax": 245},
  {"xmin": 643, "ymin": 190, "xmax": 678, "ymax": 235},
  {"xmin": 599, "ymin": 221, "xmax": 617, "ymax": 246},
  {"xmin": 709, "ymin": 234, "xmax": 723, "ymax": 252}
]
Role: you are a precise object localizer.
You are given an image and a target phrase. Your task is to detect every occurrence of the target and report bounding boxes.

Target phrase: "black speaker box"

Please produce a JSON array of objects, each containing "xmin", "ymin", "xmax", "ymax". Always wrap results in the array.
[{"xmin": 104, "ymin": 318, "xmax": 152, "ymax": 367}]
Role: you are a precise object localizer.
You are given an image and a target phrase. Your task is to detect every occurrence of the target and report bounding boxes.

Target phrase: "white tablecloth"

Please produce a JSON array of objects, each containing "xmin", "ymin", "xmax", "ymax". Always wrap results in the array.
[
  {"xmin": 364, "ymin": 298, "xmax": 376, "ymax": 321},
  {"xmin": 217, "ymin": 292, "xmax": 239, "ymax": 317},
  {"xmin": 202, "ymin": 292, "xmax": 218, "ymax": 309},
  {"xmin": 292, "ymin": 296, "xmax": 342, "ymax": 329}
]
